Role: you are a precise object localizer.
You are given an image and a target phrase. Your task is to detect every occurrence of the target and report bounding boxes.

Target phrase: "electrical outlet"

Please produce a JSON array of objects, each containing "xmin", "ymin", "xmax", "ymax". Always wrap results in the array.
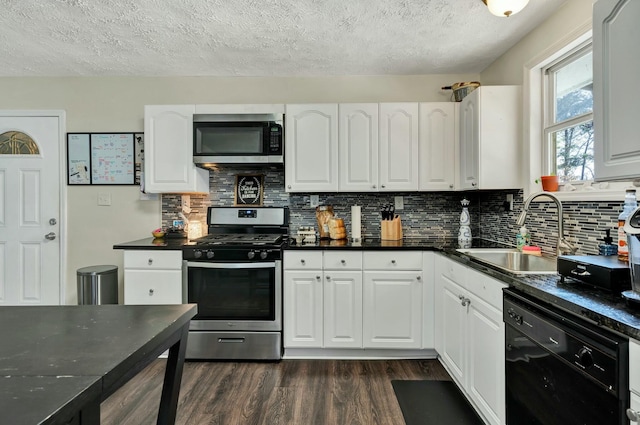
[
  {"xmin": 505, "ymin": 194, "xmax": 514, "ymax": 211},
  {"xmin": 97, "ymin": 192, "xmax": 111, "ymax": 206},
  {"xmin": 394, "ymin": 196, "xmax": 404, "ymax": 210},
  {"xmin": 310, "ymin": 195, "xmax": 319, "ymax": 208}
]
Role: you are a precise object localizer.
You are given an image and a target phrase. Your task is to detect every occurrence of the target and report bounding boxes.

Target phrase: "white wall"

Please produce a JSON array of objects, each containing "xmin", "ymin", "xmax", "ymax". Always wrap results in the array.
[
  {"xmin": 0, "ymin": 73, "xmax": 477, "ymax": 304},
  {"xmin": 480, "ymin": 0, "xmax": 593, "ymax": 84}
]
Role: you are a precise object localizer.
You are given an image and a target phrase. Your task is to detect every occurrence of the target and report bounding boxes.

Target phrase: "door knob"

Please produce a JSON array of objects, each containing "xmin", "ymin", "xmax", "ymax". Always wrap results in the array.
[
  {"xmin": 44, "ymin": 232, "xmax": 56, "ymax": 240},
  {"xmin": 49, "ymin": 218, "xmax": 57, "ymax": 225}
]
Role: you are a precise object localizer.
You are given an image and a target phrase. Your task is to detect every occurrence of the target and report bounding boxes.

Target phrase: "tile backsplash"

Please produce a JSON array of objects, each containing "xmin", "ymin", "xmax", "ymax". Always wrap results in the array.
[{"xmin": 161, "ymin": 166, "xmax": 624, "ymax": 256}]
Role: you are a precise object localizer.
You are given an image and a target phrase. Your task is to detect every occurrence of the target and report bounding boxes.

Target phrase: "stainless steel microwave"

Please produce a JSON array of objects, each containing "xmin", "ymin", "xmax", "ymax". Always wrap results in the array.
[{"xmin": 193, "ymin": 113, "xmax": 283, "ymax": 166}]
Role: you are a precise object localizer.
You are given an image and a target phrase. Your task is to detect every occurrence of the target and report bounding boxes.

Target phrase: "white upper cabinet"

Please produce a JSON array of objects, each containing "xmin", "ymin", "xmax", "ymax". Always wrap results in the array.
[
  {"xmin": 338, "ymin": 103, "xmax": 379, "ymax": 191},
  {"xmin": 594, "ymin": 0, "xmax": 640, "ymax": 181},
  {"xmin": 285, "ymin": 104, "xmax": 339, "ymax": 192},
  {"xmin": 419, "ymin": 102, "xmax": 458, "ymax": 191},
  {"xmin": 144, "ymin": 105, "xmax": 209, "ymax": 193},
  {"xmin": 379, "ymin": 103, "xmax": 420, "ymax": 191},
  {"xmin": 459, "ymin": 86, "xmax": 521, "ymax": 190}
]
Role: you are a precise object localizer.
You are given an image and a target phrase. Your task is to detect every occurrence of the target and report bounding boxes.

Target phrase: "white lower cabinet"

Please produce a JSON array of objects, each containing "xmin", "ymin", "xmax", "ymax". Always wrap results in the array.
[
  {"xmin": 284, "ymin": 250, "xmax": 432, "ymax": 352},
  {"xmin": 123, "ymin": 250, "xmax": 183, "ymax": 305},
  {"xmin": 435, "ymin": 254, "xmax": 506, "ymax": 425},
  {"xmin": 362, "ymin": 270, "xmax": 422, "ymax": 348},
  {"xmin": 628, "ymin": 339, "xmax": 640, "ymax": 422}
]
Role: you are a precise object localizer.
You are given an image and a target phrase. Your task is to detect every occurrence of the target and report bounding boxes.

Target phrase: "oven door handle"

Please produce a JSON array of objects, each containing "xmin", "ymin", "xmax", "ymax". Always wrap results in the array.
[{"xmin": 186, "ymin": 261, "xmax": 277, "ymax": 269}]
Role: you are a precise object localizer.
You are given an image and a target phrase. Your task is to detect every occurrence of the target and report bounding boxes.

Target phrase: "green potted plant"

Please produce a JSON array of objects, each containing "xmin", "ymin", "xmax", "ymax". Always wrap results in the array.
[{"xmin": 535, "ymin": 174, "xmax": 559, "ymax": 192}]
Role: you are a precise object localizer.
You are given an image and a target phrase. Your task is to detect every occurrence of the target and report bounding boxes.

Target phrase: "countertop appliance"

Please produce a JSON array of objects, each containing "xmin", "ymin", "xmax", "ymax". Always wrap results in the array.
[
  {"xmin": 622, "ymin": 206, "xmax": 640, "ymax": 305},
  {"xmin": 504, "ymin": 288, "xmax": 628, "ymax": 425},
  {"xmin": 193, "ymin": 113, "xmax": 283, "ymax": 167},
  {"xmin": 182, "ymin": 206, "xmax": 289, "ymax": 360},
  {"xmin": 558, "ymin": 255, "xmax": 631, "ymax": 292}
]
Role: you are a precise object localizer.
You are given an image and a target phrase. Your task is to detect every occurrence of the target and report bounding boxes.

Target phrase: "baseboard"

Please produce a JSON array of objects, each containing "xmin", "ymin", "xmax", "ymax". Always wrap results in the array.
[{"xmin": 283, "ymin": 348, "xmax": 438, "ymax": 359}]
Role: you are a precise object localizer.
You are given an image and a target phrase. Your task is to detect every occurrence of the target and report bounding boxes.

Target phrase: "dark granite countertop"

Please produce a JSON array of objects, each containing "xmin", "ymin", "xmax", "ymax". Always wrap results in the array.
[{"xmin": 113, "ymin": 236, "xmax": 640, "ymax": 340}]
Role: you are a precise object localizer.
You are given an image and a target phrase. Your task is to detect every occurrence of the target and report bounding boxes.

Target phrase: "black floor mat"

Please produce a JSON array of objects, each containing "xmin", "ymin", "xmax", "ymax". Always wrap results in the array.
[{"xmin": 391, "ymin": 380, "xmax": 484, "ymax": 425}]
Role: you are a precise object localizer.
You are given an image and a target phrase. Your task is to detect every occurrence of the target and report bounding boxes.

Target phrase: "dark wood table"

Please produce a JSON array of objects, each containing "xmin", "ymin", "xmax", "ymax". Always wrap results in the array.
[{"xmin": 0, "ymin": 304, "xmax": 196, "ymax": 425}]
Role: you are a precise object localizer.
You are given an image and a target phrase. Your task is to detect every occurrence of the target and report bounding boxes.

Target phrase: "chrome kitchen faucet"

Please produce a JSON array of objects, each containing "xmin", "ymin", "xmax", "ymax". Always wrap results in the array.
[{"xmin": 517, "ymin": 191, "xmax": 577, "ymax": 257}]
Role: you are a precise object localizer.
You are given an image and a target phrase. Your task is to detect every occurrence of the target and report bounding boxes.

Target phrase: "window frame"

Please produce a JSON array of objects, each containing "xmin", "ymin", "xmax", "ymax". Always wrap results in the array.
[{"xmin": 542, "ymin": 41, "xmax": 594, "ymax": 183}]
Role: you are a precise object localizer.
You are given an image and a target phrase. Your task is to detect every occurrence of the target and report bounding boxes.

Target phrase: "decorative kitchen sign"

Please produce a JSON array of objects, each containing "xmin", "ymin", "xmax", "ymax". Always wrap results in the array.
[
  {"xmin": 67, "ymin": 133, "xmax": 136, "ymax": 185},
  {"xmin": 234, "ymin": 174, "xmax": 264, "ymax": 206}
]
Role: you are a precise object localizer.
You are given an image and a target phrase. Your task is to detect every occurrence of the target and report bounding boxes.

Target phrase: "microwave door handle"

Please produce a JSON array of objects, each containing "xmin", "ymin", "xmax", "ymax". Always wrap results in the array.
[{"xmin": 186, "ymin": 262, "xmax": 277, "ymax": 269}]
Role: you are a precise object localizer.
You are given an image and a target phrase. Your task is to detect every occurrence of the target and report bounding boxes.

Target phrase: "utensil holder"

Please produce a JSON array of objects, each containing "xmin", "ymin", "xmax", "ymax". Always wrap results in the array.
[{"xmin": 381, "ymin": 217, "xmax": 403, "ymax": 241}]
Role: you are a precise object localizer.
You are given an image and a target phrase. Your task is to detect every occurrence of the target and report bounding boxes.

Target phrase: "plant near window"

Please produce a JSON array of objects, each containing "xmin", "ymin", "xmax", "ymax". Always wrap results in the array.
[{"xmin": 535, "ymin": 174, "xmax": 559, "ymax": 192}]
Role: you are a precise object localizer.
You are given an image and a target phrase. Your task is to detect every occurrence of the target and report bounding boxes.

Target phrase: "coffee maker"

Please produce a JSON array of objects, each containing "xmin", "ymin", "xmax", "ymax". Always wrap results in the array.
[{"xmin": 622, "ymin": 206, "xmax": 640, "ymax": 304}]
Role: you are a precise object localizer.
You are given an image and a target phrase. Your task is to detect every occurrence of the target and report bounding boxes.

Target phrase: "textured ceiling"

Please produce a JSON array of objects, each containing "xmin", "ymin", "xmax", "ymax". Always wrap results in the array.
[{"xmin": 0, "ymin": 0, "xmax": 566, "ymax": 77}]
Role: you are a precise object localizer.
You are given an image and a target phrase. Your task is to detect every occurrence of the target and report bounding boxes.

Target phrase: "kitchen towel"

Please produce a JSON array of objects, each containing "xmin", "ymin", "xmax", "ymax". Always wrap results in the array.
[
  {"xmin": 391, "ymin": 380, "xmax": 483, "ymax": 425},
  {"xmin": 351, "ymin": 205, "xmax": 361, "ymax": 241}
]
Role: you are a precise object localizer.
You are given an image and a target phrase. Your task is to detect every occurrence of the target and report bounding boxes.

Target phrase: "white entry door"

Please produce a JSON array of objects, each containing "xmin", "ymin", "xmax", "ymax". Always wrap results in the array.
[{"xmin": 0, "ymin": 114, "xmax": 62, "ymax": 305}]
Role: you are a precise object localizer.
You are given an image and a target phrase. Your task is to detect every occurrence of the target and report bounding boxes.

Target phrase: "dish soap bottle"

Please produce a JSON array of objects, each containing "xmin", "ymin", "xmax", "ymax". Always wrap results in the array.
[
  {"xmin": 619, "ymin": 189, "xmax": 638, "ymax": 262},
  {"xmin": 516, "ymin": 226, "xmax": 531, "ymax": 251},
  {"xmin": 598, "ymin": 229, "xmax": 617, "ymax": 256}
]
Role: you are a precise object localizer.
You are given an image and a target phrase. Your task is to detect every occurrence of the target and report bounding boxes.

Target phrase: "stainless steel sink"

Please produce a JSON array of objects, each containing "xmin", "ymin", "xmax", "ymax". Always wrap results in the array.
[{"xmin": 456, "ymin": 248, "xmax": 558, "ymax": 275}]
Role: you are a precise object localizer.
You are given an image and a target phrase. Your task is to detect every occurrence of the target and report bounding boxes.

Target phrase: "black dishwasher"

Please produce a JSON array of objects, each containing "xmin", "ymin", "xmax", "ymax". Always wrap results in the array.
[{"xmin": 503, "ymin": 289, "xmax": 628, "ymax": 425}]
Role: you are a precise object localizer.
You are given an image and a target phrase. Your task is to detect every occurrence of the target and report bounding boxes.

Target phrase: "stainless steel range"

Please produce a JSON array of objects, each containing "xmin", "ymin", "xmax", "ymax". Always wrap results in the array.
[{"xmin": 182, "ymin": 206, "xmax": 289, "ymax": 360}]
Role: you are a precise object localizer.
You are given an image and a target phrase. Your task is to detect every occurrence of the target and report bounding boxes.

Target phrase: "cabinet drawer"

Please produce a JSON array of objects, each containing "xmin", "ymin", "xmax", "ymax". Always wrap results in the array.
[
  {"xmin": 439, "ymin": 256, "xmax": 467, "ymax": 284},
  {"xmin": 363, "ymin": 251, "xmax": 422, "ymax": 270},
  {"xmin": 466, "ymin": 267, "xmax": 507, "ymax": 310},
  {"xmin": 323, "ymin": 251, "xmax": 363, "ymax": 270},
  {"xmin": 124, "ymin": 270, "xmax": 182, "ymax": 305},
  {"xmin": 284, "ymin": 251, "xmax": 323, "ymax": 269},
  {"xmin": 124, "ymin": 250, "xmax": 182, "ymax": 270}
]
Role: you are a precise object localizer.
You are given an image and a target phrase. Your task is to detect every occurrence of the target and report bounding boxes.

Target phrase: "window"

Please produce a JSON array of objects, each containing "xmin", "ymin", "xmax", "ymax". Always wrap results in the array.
[{"xmin": 543, "ymin": 43, "xmax": 593, "ymax": 183}]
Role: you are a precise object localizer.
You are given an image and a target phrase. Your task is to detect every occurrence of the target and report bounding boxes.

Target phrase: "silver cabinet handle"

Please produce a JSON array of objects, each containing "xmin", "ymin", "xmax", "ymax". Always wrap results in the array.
[
  {"xmin": 287, "ymin": 185, "xmax": 292, "ymax": 189},
  {"xmin": 381, "ymin": 185, "xmax": 386, "ymax": 189},
  {"xmin": 316, "ymin": 275, "xmax": 321, "ymax": 280},
  {"xmin": 471, "ymin": 182, "xmax": 477, "ymax": 187},
  {"xmin": 300, "ymin": 259, "xmax": 306, "ymax": 265},
  {"xmin": 326, "ymin": 276, "xmax": 331, "ymax": 281},
  {"xmin": 149, "ymin": 289, "xmax": 154, "ymax": 296},
  {"xmin": 391, "ymin": 260, "xmax": 396, "ymax": 264},
  {"xmin": 458, "ymin": 294, "xmax": 465, "ymax": 300},
  {"xmin": 627, "ymin": 408, "xmax": 639, "ymax": 422},
  {"xmin": 341, "ymin": 259, "xmax": 346, "ymax": 265},
  {"xmin": 44, "ymin": 232, "xmax": 56, "ymax": 240},
  {"xmin": 449, "ymin": 184, "xmax": 454, "ymax": 189},
  {"xmin": 372, "ymin": 185, "xmax": 377, "ymax": 189},
  {"xmin": 148, "ymin": 258, "xmax": 153, "ymax": 265},
  {"xmin": 416, "ymin": 276, "xmax": 421, "ymax": 281},
  {"xmin": 461, "ymin": 297, "xmax": 471, "ymax": 307}
]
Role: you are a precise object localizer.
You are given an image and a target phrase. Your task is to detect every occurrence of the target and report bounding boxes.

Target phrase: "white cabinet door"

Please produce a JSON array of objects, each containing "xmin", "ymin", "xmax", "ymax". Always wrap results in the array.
[
  {"xmin": 338, "ymin": 103, "xmax": 379, "ymax": 191},
  {"xmin": 283, "ymin": 270, "xmax": 323, "ymax": 347},
  {"xmin": 594, "ymin": 0, "xmax": 640, "ymax": 181},
  {"xmin": 323, "ymin": 271, "xmax": 363, "ymax": 348},
  {"xmin": 123, "ymin": 270, "xmax": 182, "ymax": 304},
  {"xmin": 438, "ymin": 274, "xmax": 467, "ymax": 384},
  {"xmin": 144, "ymin": 105, "xmax": 209, "ymax": 193},
  {"xmin": 285, "ymin": 104, "xmax": 339, "ymax": 192},
  {"xmin": 467, "ymin": 294, "xmax": 505, "ymax": 425},
  {"xmin": 379, "ymin": 103, "xmax": 419, "ymax": 191},
  {"xmin": 362, "ymin": 271, "xmax": 422, "ymax": 348},
  {"xmin": 458, "ymin": 87, "xmax": 521, "ymax": 190},
  {"xmin": 459, "ymin": 92, "xmax": 480, "ymax": 190},
  {"xmin": 419, "ymin": 103, "xmax": 458, "ymax": 191}
]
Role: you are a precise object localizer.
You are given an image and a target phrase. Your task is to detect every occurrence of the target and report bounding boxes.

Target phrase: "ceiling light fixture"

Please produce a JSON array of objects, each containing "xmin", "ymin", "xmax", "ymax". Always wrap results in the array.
[{"xmin": 481, "ymin": 0, "xmax": 530, "ymax": 17}]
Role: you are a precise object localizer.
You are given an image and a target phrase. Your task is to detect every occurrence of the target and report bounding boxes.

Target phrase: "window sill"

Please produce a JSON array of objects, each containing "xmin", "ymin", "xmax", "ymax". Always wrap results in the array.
[{"xmin": 530, "ymin": 181, "xmax": 637, "ymax": 202}]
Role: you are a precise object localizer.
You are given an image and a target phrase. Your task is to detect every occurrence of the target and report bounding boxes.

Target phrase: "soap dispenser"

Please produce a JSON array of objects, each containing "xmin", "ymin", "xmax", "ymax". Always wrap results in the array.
[
  {"xmin": 598, "ymin": 229, "xmax": 617, "ymax": 256},
  {"xmin": 516, "ymin": 226, "xmax": 531, "ymax": 251}
]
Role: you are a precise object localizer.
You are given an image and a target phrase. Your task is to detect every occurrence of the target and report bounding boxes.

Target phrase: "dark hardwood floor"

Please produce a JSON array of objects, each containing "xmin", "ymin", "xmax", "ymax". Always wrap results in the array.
[{"xmin": 101, "ymin": 358, "xmax": 450, "ymax": 425}]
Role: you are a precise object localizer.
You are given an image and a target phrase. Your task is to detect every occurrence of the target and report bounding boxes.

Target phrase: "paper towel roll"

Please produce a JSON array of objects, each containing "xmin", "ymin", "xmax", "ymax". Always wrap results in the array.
[{"xmin": 351, "ymin": 205, "xmax": 361, "ymax": 241}]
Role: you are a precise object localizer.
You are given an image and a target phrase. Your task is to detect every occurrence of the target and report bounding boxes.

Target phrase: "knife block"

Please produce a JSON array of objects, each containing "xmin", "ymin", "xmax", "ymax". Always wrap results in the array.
[{"xmin": 381, "ymin": 217, "xmax": 403, "ymax": 241}]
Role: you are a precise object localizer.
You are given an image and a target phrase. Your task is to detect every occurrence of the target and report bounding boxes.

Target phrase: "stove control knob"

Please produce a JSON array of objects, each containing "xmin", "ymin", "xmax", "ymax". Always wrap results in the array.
[
  {"xmin": 247, "ymin": 251, "xmax": 256, "ymax": 260},
  {"xmin": 193, "ymin": 250, "xmax": 203, "ymax": 259},
  {"xmin": 206, "ymin": 250, "xmax": 215, "ymax": 259},
  {"xmin": 577, "ymin": 347, "xmax": 594, "ymax": 369},
  {"xmin": 260, "ymin": 251, "xmax": 268, "ymax": 260}
]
